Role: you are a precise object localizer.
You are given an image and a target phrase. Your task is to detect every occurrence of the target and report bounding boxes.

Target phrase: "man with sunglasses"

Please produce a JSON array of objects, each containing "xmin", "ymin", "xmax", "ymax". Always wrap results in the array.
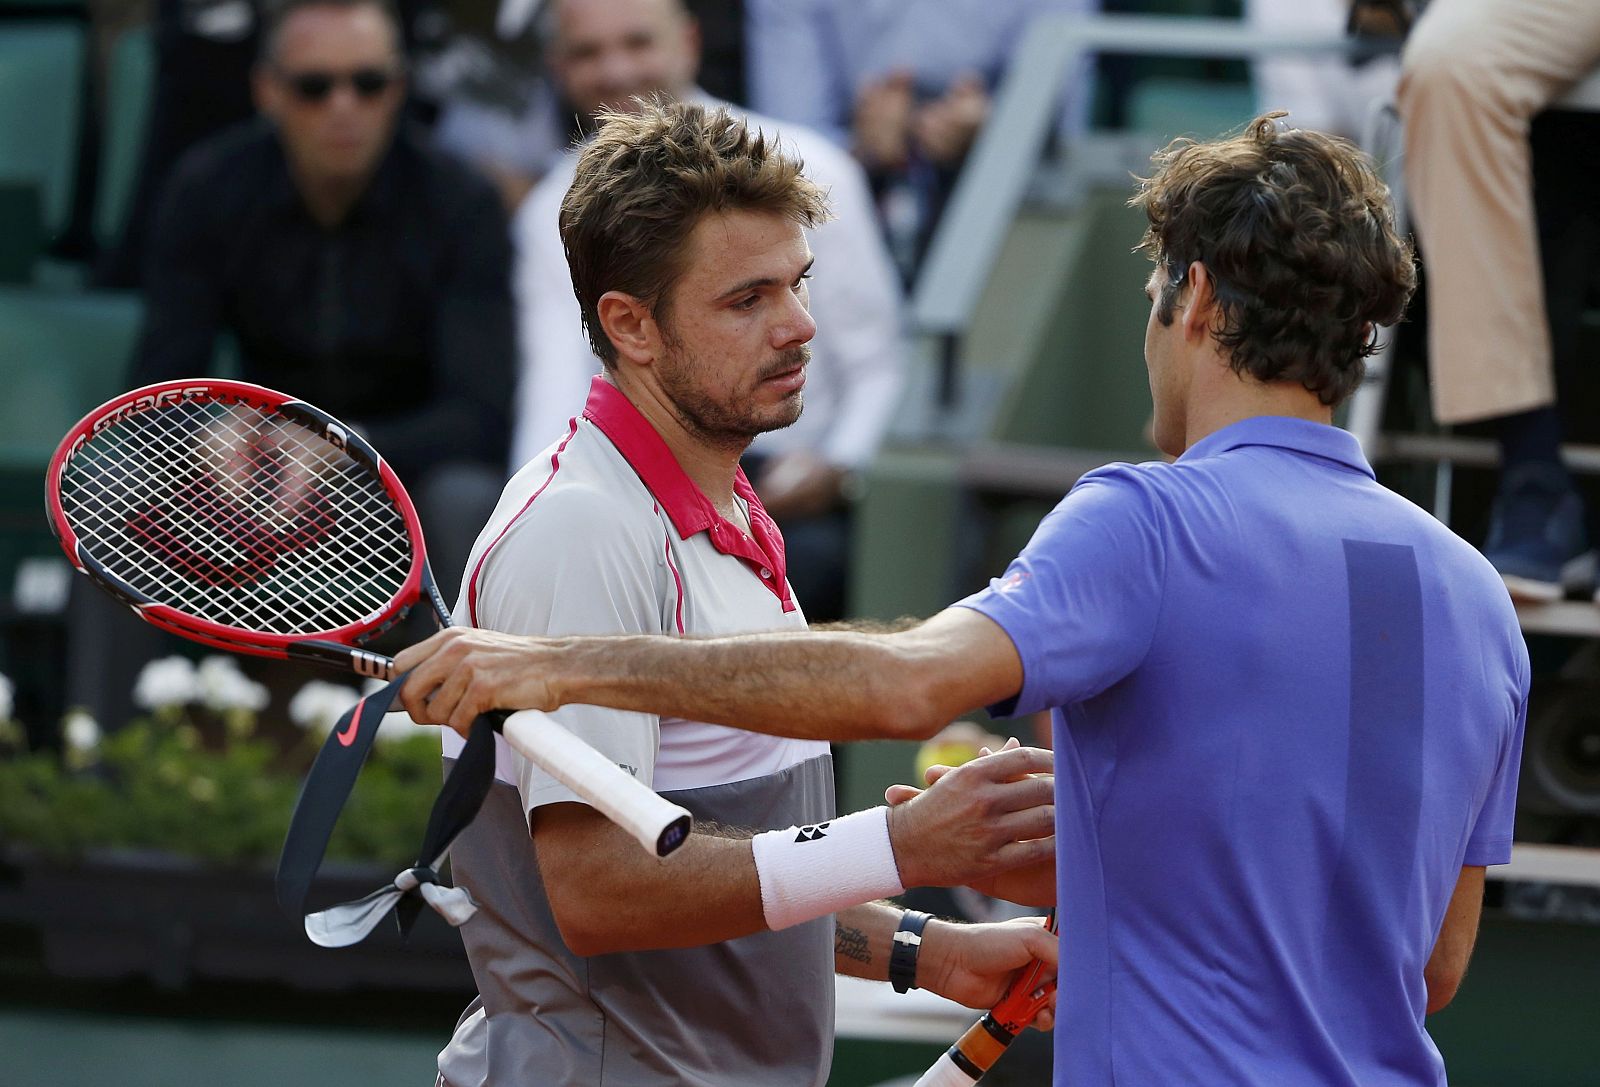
[{"xmin": 131, "ymin": 0, "xmax": 514, "ymax": 603}]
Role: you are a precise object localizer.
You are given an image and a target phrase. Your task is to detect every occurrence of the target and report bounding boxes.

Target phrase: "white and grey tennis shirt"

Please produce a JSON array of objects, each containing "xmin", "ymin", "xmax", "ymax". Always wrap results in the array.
[{"xmin": 436, "ymin": 376, "xmax": 836, "ymax": 1087}]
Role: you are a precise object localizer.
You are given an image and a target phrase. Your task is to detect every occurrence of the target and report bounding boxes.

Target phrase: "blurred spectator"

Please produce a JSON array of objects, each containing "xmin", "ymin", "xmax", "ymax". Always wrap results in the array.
[
  {"xmin": 745, "ymin": 0, "xmax": 1094, "ymax": 282},
  {"xmin": 510, "ymin": 0, "xmax": 906, "ymax": 621},
  {"xmin": 429, "ymin": 0, "xmax": 744, "ymax": 213},
  {"xmin": 1398, "ymin": 0, "xmax": 1600, "ymax": 601},
  {"xmin": 130, "ymin": 0, "xmax": 514, "ymax": 600},
  {"xmin": 93, "ymin": 0, "xmax": 454, "ymax": 287},
  {"xmin": 422, "ymin": 0, "xmax": 561, "ymax": 213},
  {"xmin": 431, "ymin": 52, "xmax": 567, "ymax": 210},
  {"xmin": 1246, "ymin": 0, "xmax": 1399, "ymax": 138}
]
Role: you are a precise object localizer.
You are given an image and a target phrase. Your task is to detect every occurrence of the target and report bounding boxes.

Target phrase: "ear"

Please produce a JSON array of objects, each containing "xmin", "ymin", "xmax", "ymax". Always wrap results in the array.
[
  {"xmin": 253, "ymin": 62, "xmax": 281, "ymax": 120},
  {"xmin": 595, "ymin": 291, "xmax": 659, "ymax": 368},
  {"xmin": 683, "ymin": 15, "xmax": 703, "ymax": 72},
  {"xmin": 1179, "ymin": 261, "xmax": 1217, "ymax": 343}
]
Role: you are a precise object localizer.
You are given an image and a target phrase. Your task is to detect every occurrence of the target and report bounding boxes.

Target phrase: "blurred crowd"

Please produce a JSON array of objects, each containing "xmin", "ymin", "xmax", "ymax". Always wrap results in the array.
[
  {"xmin": 21, "ymin": 0, "xmax": 1600, "ymax": 765},
  {"xmin": 98, "ymin": 0, "xmax": 1110, "ymax": 621}
]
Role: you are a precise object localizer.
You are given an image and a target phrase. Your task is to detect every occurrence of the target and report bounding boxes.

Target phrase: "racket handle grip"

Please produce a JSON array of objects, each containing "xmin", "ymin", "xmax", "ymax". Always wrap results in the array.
[
  {"xmin": 914, "ymin": 1014, "xmax": 1017, "ymax": 1086},
  {"xmin": 496, "ymin": 709, "xmax": 692, "ymax": 857}
]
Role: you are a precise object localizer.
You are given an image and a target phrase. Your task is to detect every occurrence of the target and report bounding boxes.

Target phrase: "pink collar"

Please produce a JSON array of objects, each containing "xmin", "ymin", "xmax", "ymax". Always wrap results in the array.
[{"xmin": 582, "ymin": 376, "xmax": 793, "ymax": 611}]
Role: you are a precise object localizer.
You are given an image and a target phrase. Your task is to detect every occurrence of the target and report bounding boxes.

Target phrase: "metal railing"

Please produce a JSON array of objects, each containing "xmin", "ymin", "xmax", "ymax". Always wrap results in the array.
[{"xmin": 911, "ymin": 14, "xmax": 1388, "ymax": 350}]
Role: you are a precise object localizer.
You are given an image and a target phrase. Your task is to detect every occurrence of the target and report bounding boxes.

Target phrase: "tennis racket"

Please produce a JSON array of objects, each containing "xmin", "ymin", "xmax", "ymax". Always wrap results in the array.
[
  {"xmin": 45, "ymin": 379, "xmax": 693, "ymax": 860},
  {"xmin": 915, "ymin": 911, "xmax": 1059, "ymax": 1086}
]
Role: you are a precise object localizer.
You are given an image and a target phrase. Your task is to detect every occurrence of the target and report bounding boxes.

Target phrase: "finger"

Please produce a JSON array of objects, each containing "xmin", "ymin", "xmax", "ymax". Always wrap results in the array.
[
  {"xmin": 414, "ymin": 653, "xmax": 479, "ymax": 728},
  {"xmin": 396, "ymin": 665, "xmax": 443, "ymax": 724},
  {"xmin": 396, "ymin": 647, "xmax": 460, "ymax": 723},
  {"xmin": 393, "ymin": 627, "xmax": 461, "ymax": 675},
  {"xmin": 990, "ymin": 803, "xmax": 1056, "ymax": 844},
  {"xmin": 885, "ymin": 784, "xmax": 921, "ymax": 806},
  {"xmin": 965, "ymin": 745, "xmax": 1053, "ymax": 780},
  {"xmin": 1018, "ymin": 924, "xmax": 1059, "ymax": 967},
  {"xmin": 1033, "ymin": 1005, "xmax": 1055, "ymax": 1032},
  {"xmin": 921, "ymin": 763, "xmax": 954, "ymax": 786},
  {"xmin": 1001, "ymin": 736, "xmax": 1020, "ymax": 751},
  {"xmin": 990, "ymin": 835, "xmax": 1057, "ymax": 873},
  {"xmin": 447, "ymin": 676, "xmax": 494, "ymax": 736},
  {"xmin": 989, "ymin": 773, "xmax": 1056, "ymax": 814}
]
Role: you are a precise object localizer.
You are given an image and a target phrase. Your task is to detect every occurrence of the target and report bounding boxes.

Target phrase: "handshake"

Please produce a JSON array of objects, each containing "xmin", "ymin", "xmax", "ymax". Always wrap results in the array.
[{"xmin": 883, "ymin": 724, "xmax": 1057, "ymax": 908}]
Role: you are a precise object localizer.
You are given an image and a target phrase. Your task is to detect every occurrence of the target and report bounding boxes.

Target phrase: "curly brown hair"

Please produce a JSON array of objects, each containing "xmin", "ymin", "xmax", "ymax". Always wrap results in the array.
[
  {"xmin": 560, "ymin": 99, "xmax": 831, "ymax": 367},
  {"xmin": 1130, "ymin": 113, "xmax": 1417, "ymax": 406}
]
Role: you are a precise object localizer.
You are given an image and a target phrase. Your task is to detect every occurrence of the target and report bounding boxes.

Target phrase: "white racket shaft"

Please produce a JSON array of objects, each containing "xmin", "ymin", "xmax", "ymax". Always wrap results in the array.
[
  {"xmin": 915, "ymin": 1053, "xmax": 978, "ymax": 1087},
  {"xmin": 500, "ymin": 708, "xmax": 692, "ymax": 857}
]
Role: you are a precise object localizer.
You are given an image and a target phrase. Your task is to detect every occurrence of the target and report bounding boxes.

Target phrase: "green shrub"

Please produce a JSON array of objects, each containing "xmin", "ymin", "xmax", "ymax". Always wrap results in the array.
[{"xmin": 0, "ymin": 714, "xmax": 439, "ymax": 869}]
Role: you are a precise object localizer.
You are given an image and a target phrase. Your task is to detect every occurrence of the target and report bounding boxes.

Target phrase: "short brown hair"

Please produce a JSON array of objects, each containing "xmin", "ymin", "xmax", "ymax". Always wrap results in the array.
[
  {"xmin": 560, "ymin": 100, "xmax": 831, "ymax": 366},
  {"xmin": 1131, "ymin": 113, "xmax": 1416, "ymax": 406}
]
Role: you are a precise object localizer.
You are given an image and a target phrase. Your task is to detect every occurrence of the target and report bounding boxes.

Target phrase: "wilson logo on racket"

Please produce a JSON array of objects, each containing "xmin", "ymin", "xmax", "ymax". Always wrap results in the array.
[
  {"xmin": 126, "ymin": 475, "xmax": 338, "ymax": 588},
  {"xmin": 49, "ymin": 378, "xmax": 697, "ymax": 952}
]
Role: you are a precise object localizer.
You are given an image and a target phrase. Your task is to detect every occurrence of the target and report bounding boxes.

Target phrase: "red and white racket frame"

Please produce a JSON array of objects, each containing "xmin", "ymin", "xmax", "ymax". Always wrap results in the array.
[
  {"xmin": 47, "ymin": 378, "xmax": 695, "ymax": 860},
  {"xmin": 45, "ymin": 378, "xmax": 439, "ymax": 678}
]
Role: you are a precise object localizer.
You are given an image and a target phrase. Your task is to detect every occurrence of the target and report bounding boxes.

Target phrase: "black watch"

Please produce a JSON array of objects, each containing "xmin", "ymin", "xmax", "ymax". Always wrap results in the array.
[{"xmin": 889, "ymin": 910, "xmax": 933, "ymax": 993}]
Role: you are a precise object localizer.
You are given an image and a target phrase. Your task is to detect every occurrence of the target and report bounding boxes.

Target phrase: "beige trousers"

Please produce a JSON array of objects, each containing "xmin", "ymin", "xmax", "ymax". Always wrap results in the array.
[{"xmin": 1398, "ymin": 0, "xmax": 1600, "ymax": 426}]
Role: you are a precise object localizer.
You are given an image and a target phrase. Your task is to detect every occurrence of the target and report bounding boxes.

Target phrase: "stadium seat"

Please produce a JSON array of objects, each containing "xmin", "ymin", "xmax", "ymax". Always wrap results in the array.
[
  {"xmin": 1126, "ymin": 76, "xmax": 1258, "ymax": 142},
  {"xmin": 0, "ymin": 288, "xmax": 142, "ymax": 588},
  {"xmin": 0, "ymin": 22, "xmax": 86, "ymax": 252},
  {"xmin": 94, "ymin": 24, "xmax": 155, "ymax": 251},
  {"xmin": 0, "ymin": 178, "xmax": 42, "ymax": 283},
  {"xmin": 0, "ymin": 286, "xmax": 142, "ymax": 465}
]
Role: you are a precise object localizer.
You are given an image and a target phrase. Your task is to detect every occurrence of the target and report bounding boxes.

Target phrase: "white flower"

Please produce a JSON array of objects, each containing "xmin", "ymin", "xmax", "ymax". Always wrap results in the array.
[
  {"xmin": 0, "ymin": 672, "xmax": 13, "ymax": 722},
  {"xmin": 196, "ymin": 656, "xmax": 269, "ymax": 713},
  {"xmin": 133, "ymin": 656, "xmax": 199, "ymax": 710},
  {"xmin": 63, "ymin": 710, "xmax": 101, "ymax": 752},
  {"xmin": 289, "ymin": 680, "xmax": 362, "ymax": 735}
]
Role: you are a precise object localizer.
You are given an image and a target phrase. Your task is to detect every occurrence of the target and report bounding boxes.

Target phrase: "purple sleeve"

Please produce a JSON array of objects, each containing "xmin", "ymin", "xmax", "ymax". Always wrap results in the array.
[
  {"xmin": 1464, "ymin": 684, "xmax": 1527, "ymax": 866},
  {"xmin": 954, "ymin": 465, "xmax": 1166, "ymax": 718}
]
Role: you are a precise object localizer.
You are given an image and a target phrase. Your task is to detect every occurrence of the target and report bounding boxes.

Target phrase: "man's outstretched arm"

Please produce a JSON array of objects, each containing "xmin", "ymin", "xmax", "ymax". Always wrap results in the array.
[{"xmin": 395, "ymin": 606, "xmax": 1022, "ymax": 742}]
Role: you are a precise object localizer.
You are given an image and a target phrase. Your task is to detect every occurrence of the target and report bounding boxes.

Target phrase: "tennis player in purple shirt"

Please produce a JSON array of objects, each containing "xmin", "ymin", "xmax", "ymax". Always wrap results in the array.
[{"xmin": 398, "ymin": 114, "xmax": 1528, "ymax": 1086}]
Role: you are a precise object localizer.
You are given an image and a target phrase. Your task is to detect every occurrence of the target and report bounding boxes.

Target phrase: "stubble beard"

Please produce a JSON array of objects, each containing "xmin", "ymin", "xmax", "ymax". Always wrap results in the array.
[{"xmin": 658, "ymin": 340, "xmax": 809, "ymax": 456}]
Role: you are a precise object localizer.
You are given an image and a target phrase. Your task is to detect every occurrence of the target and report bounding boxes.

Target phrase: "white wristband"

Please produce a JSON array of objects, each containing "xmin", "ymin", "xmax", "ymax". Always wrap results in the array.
[{"xmin": 751, "ymin": 806, "xmax": 906, "ymax": 931}]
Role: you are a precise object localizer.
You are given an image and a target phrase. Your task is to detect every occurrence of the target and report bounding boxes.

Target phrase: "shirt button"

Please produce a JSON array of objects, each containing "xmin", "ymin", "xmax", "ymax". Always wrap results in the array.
[{"xmin": 760, "ymin": 568, "xmax": 772, "ymax": 579}]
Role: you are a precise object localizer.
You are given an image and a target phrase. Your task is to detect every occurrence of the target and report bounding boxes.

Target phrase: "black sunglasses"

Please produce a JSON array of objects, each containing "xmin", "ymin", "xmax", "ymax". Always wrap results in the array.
[{"xmin": 277, "ymin": 66, "xmax": 399, "ymax": 103}]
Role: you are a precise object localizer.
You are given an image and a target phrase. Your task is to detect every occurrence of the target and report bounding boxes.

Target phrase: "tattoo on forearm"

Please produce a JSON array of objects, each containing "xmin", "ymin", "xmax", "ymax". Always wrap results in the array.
[
  {"xmin": 835, "ymin": 922, "xmax": 871, "ymax": 964},
  {"xmin": 695, "ymin": 819, "xmax": 754, "ymax": 841}
]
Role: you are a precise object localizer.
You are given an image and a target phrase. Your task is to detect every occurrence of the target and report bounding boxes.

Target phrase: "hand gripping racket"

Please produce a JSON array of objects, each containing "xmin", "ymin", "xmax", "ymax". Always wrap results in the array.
[
  {"xmin": 46, "ymin": 379, "xmax": 692, "ymax": 942},
  {"xmin": 915, "ymin": 911, "xmax": 1059, "ymax": 1086}
]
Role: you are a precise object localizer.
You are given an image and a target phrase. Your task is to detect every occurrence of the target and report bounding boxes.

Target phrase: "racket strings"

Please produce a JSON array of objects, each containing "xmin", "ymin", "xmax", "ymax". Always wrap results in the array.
[{"xmin": 60, "ymin": 398, "xmax": 415, "ymax": 635}]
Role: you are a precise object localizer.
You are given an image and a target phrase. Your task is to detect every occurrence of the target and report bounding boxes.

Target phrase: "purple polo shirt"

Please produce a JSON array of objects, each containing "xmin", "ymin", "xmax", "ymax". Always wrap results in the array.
[{"xmin": 959, "ymin": 416, "xmax": 1527, "ymax": 1086}]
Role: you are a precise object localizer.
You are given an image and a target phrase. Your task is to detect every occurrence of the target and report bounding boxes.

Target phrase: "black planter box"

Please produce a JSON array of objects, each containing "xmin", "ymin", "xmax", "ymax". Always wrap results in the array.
[{"xmin": 0, "ymin": 847, "xmax": 473, "ymax": 993}]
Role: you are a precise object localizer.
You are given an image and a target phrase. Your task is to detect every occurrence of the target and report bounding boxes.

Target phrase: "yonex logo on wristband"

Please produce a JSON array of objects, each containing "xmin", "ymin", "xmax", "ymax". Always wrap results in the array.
[
  {"xmin": 752, "ymin": 808, "xmax": 904, "ymax": 930},
  {"xmin": 794, "ymin": 822, "xmax": 830, "ymax": 842}
]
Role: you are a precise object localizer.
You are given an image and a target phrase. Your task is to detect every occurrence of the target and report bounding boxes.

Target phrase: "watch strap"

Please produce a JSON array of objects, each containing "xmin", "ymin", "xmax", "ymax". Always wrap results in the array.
[{"xmin": 889, "ymin": 909, "xmax": 933, "ymax": 993}]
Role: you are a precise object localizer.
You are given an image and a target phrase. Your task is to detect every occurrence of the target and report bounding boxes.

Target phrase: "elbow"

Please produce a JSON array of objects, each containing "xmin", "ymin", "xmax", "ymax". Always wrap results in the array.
[
  {"xmin": 542, "ymin": 854, "xmax": 628, "ymax": 956},
  {"xmin": 549, "ymin": 891, "xmax": 623, "ymax": 957},
  {"xmin": 1424, "ymin": 968, "xmax": 1463, "ymax": 1015},
  {"xmin": 877, "ymin": 687, "xmax": 948, "ymax": 741}
]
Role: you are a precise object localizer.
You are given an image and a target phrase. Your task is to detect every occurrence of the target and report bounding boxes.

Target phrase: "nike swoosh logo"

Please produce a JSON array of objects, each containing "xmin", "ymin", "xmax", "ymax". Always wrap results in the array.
[{"xmin": 335, "ymin": 697, "xmax": 367, "ymax": 747}]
